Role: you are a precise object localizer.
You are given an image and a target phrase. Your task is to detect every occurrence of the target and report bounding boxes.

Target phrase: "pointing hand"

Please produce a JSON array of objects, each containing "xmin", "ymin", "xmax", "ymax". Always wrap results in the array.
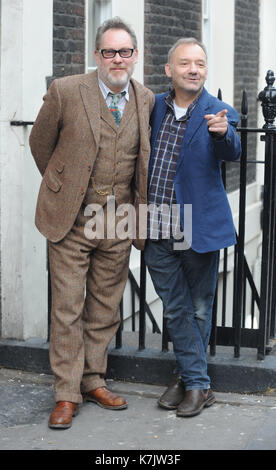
[{"xmin": 204, "ymin": 109, "xmax": 228, "ymax": 136}]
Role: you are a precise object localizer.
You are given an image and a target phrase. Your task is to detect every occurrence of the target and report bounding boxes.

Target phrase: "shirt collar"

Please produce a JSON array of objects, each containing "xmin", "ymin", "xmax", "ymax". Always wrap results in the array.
[
  {"xmin": 165, "ymin": 88, "xmax": 202, "ymax": 120},
  {"xmin": 98, "ymin": 76, "xmax": 130, "ymax": 101}
]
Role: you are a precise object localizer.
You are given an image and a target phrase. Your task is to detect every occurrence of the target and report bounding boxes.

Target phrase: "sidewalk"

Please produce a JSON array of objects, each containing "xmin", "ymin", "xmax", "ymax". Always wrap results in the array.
[{"xmin": 0, "ymin": 367, "xmax": 276, "ymax": 451}]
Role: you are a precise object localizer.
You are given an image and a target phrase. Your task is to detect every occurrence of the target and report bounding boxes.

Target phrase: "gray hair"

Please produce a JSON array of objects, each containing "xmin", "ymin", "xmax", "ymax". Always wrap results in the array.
[
  {"xmin": 167, "ymin": 37, "xmax": 207, "ymax": 63},
  {"xmin": 95, "ymin": 16, "xmax": 138, "ymax": 50}
]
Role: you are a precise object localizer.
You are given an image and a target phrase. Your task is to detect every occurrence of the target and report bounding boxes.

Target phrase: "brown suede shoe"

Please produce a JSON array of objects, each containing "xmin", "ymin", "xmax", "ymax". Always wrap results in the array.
[
  {"xmin": 48, "ymin": 401, "xmax": 79, "ymax": 429},
  {"xmin": 158, "ymin": 374, "xmax": 186, "ymax": 410},
  {"xmin": 83, "ymin": 386, "xmax": 127, "ymax": 410},
  {"xmin": 177, "ymin": 389, "xmax": 216, "ymax": 417}
]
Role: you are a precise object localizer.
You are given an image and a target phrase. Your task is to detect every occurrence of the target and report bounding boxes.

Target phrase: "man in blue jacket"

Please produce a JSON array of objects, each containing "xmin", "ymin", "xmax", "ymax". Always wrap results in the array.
[{"xmin": 144, "ymin": 38, "xmax": 241, "ymax": 417}]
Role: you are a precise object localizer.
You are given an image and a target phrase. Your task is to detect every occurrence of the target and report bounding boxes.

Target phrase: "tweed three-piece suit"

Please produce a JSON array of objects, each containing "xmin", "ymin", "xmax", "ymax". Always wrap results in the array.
[{"xmin": 29, "ymin": 70, "xmax": 154, "ymax": 403}]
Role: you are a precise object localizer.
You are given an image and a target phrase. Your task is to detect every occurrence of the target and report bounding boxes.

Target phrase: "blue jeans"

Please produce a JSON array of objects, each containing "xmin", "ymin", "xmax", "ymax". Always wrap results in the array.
[{"xmin": 144, "ymin": 239, "xmax": 219, "ymax": 390}]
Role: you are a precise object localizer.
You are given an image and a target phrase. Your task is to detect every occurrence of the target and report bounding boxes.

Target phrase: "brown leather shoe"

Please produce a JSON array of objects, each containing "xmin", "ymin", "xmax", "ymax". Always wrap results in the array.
[
  {"xmin": 48, "ymin": 401, "xmax": 79, "ymax": 429},
  {"xmin": 177, "ymin": 389, "xmax": 216, "ymax": 417},
  {"xmin": 158, "ymin": 374, "xmax": 185, "ymax": 410},
  {"xmin": 83, "ymin": 386, "xmax": 127, "ymax": 410}
]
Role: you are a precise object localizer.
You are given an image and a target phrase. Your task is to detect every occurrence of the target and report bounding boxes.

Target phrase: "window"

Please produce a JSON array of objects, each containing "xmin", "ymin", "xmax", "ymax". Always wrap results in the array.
[{"xmin": 86, "ymin": 0, "xmax": 112, "ymax": 72}]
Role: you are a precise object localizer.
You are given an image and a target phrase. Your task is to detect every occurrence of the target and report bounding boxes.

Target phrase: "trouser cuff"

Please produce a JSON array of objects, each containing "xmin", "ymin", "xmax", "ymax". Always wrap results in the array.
[
  {"xmin": 81, "ymin": 376, "xmax": 106, "ymax": 393},
  {"xmin": 54, "ymin": 391, "xmax": 83, "ymax": 404}
]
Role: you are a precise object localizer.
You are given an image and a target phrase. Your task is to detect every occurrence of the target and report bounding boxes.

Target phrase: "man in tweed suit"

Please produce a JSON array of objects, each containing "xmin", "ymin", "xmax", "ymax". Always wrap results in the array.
[{"xmin": 29, "ymin": 17, "xmax": 154, "ymax": 429}]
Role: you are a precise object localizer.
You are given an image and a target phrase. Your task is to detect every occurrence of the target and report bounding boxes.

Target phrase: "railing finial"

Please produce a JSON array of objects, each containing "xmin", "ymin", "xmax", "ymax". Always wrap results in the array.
[
  {"xmin": 241, "ymin": 90, "xmax": 248, "ymax": 117},
  {"xmin": 258, "ymin": 70, "xmax": 276, "ymax": 129}
]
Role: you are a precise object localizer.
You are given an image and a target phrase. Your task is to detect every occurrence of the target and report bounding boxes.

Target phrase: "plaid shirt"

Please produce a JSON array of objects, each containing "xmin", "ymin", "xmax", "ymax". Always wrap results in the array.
[{"xmin": 147, "ymin": 91, "xmax": 199, "ymax": 239}]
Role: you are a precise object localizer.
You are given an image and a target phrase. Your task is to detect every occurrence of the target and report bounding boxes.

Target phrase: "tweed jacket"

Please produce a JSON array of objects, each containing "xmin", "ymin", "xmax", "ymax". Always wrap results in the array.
[{"xmin": 29, "ymin": 71, "xmax": 155, "ymax": 246}]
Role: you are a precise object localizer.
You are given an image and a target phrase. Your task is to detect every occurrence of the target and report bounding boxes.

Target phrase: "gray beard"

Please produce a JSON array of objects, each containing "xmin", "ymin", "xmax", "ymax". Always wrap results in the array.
[{"xmin": 106, "ymin": 71, "xmax": 130, "ymax": 89}]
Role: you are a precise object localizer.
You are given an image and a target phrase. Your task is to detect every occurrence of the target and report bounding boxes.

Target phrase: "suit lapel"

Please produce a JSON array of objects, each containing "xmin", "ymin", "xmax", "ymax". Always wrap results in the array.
[
  {"xmin": 132, "ymin": 80, "xmax": 151, "ymax": 162},
  {"xmin": 119, "ymin": 84, "xmax": 136, "ymax": 132},
  {"xmin": 79, "ymin": 71, "xmax": 101, "ymax": 148},
  {"xmin": 131, "ymin": 79, "xmax": 147, "ymax": 136},
  {"xmin": 151, "ymin": 95, "xmax": 168, "ymax": 148},
  {"xmin": 130, "ymin": 79, "xmax": 152, "ymax": 200},
  {"xmin": 181, "ymin": 88, "xmax": 210, "ymax": 146},
  {"xmin": 175, "ymin": 88, "xmax": 210, "ymax": 172}
]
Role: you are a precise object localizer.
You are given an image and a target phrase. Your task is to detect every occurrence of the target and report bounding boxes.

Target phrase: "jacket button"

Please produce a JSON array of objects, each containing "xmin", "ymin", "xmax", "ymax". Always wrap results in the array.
[{"xmin": 88, "ymin": 165, "xmax": 91, "ymax": 171}]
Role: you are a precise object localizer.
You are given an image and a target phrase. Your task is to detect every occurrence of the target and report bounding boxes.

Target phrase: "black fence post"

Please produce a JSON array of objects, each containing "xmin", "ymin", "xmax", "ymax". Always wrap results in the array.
[
  {"xmin": 270, "ymin": 134, "xmax": 276, "ymax": 340},
  {"xmin": 257, "ymin": 70, "xmax": 276, "ymax": 359},
  {"xmin": 139, "ymin": 252, "xmax": 146, "ymax": 350},
  {"xmin": 234, "ymin": 90, "xmax": 248, "ymax": 358},
  {"xmin": 115, "ymin": 300, "xmax": 123, "ymax": 349}
]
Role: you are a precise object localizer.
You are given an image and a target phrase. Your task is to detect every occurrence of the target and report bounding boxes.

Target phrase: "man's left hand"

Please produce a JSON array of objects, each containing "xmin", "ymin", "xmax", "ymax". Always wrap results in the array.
[{"xmin": 204, "ymin": 109, "xmax": 228, "ymax": 136}]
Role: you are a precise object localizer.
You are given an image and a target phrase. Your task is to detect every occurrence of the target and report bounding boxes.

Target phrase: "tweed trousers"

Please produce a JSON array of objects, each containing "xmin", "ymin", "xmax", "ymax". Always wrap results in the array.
[{"xmin": 48, "ymin": 198, "xmax": 132, "ymax": 404}]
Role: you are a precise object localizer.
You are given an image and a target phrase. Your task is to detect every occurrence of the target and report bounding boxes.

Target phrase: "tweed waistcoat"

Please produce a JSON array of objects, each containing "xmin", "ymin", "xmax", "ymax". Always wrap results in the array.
[{"xmin": 83, "ymin": 83, "xmax": 139, "ymax": 208}]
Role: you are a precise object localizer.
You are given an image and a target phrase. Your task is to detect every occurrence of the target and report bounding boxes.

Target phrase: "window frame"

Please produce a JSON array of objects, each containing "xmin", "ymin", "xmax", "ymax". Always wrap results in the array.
[{"xmin": 85, "ymin": 0, "xmax": 112, "ymax": 73}]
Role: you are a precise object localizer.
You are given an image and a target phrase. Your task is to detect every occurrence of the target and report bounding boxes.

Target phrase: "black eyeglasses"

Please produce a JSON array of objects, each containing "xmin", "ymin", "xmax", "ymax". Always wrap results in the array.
[{"xmin": 98, "ymin": 48, "xmax": 134, "ymax": 59}]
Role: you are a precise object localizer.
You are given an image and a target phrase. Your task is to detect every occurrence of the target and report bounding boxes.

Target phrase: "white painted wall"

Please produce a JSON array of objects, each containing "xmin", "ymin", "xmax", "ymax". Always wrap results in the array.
[
  {"xmin": 0, "ymin": 0, "xmax": 52, "ymax": 340},
  {"xmin": 224, "ymin": 183, "xmax": 262, "ymax": 328},
  {"xmin": 203, "ymin": 0, "xmax": 235, "ymax": 106},
  {"xmin": 259, "ymin": 0, "xmax": 276, "ymax": 88},
  {"xmin": 256, "ymin": 0, "xmax": 276, "ymax": 185},
  {"xmin": 1, "ymin": 0, "xmax": 25, "ymax": 339}
]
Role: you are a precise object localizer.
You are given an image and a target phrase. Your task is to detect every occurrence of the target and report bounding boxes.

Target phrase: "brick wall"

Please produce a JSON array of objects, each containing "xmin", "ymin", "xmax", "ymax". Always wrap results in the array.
[
  {"xmin": 144, "ymin": 0, "xmax": 202, "ymax": 94},
  {"xmin": 50, "ymin": 0, "xmax": 85, "ymax": 83}
]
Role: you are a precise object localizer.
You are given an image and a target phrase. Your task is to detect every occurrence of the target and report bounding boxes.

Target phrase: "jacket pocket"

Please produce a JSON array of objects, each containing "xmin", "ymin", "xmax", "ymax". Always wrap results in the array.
[{"xmin": 44, "ymin": 170, "xmax": 62, "ymax": 193}]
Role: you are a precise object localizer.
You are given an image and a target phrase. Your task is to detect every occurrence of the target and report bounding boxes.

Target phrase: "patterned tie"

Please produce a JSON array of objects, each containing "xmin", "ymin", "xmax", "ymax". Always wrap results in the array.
[{"xmin": 108, "ymin": 92, "xmax": 126, "ymax": 126}]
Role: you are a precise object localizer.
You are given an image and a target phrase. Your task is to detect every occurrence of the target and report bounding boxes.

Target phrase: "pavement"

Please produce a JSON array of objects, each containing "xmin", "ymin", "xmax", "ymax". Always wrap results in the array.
[{"xmin": 1, "ymin": 367, "xmax": 276, "ymax": 452}]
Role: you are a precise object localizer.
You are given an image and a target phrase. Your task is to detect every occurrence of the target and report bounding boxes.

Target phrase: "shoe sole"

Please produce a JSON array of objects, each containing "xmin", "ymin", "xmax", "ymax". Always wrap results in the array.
[
  {"xmin": 158, "ymin": 399, "xmax": 179, "ymax": 410},
  {"xmin": 84, "ymin": 396, "xmax": 128, "ymax": 410},
  {"xmin": 48, "ymin": 422, "xmax": 72, "ymax": 429},
  {"xmin": 48, "ymin": 408, "xmax": 79, "ymax": 429},
  {"xmin": 176, "ymin": 395, "xmax": 216, "ymax": 418}
]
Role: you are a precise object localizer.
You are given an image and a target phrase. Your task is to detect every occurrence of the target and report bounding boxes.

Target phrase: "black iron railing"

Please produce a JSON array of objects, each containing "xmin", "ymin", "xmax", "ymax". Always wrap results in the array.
[{"xmin": 116, "ymin": 262, "xmax": 161, "ymax": 351}]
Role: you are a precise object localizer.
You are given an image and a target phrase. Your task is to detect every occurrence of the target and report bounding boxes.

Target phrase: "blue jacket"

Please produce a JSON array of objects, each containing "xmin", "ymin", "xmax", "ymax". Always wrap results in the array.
[{"xmin": 149, "ymin": 88, "xmax": 241, "ymax": 253}]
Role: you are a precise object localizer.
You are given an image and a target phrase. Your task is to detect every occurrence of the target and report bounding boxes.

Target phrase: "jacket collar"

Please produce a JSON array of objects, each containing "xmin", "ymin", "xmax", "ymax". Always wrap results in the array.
[
  {"xmin": 150, "ymin": 87, "xmax": 212, "ymax": 175},
  {"xmin": 181, "ymin": 87, "xmax": 210, "ymax": 146},
  {"xmin": 79, "ymin": 71, "xmax": 101, "ymax": 147}
]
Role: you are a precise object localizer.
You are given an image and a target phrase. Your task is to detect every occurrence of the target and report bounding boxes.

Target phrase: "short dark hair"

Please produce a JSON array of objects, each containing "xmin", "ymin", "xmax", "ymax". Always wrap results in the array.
[
  {"xmin": 95, "ymin": 17, "xmax": 138, "ymax": 50},
  {"xmin": 168, "ymin": 37, "xmax": 207, "ymax": 63}
]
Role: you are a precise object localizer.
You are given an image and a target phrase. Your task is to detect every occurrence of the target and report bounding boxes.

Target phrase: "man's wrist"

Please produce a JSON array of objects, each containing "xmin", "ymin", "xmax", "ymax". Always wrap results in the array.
[{"xmin": 209, "ymin": 131, "xmax": 226, "ymax": 141}]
